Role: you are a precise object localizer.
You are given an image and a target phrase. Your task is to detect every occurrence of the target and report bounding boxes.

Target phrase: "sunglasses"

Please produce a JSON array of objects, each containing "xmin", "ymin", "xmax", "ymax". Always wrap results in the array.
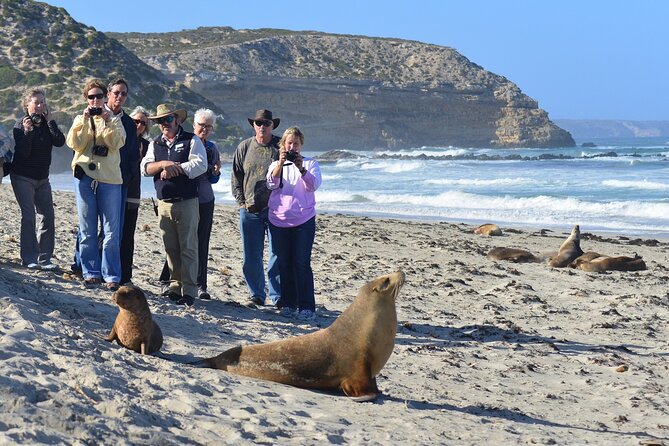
[
  {"xmin": 133, "ymin": 119, "xmax": 147, "ymax": 126},
  {"xmin": 196, "ymin": 122, "xmax": 213, "ymax": 130},
  {"xmin": 254, "ymin": 120, "xmax": 272, "ymax": 127},
  {"xmin": 111, "ymin": 90, "xmax": 128, "ymax": 97},
  {"xmin": 155, "ymin": 115, "xmax": 176, "ymax": 124},
  {"xmin": 87, "ymin": 93, "xmax": 105, "ymax": 100}
]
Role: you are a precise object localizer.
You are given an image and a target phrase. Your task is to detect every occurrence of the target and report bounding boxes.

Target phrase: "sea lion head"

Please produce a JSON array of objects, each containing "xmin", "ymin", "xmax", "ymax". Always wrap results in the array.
[
  {"xmin": 360, "ymin": 270, "xmax": 406, "ymax": 304},
  {"xmin": 112, "ymin": 285, "xmax": 149, "ymax": 311}
]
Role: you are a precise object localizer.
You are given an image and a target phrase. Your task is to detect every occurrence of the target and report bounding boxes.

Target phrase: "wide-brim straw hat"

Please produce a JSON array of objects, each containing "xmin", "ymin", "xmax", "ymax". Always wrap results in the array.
[
  {"xmin": 149, "ymin": 103, "xmax": 187, "ymax": 123},
  {"xmin": 247, "ymin": 109, "xmax": 280, "ymax": 129}
]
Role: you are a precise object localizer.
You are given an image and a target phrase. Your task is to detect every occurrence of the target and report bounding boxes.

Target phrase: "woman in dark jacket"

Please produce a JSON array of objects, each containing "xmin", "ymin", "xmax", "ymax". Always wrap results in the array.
[{"xmin": 11, "ymin": 87, "xmax": 65, "ymax": 269}]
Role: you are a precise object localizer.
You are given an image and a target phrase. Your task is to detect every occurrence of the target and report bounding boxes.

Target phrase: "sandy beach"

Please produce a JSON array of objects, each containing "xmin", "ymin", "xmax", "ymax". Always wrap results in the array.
[{"xmin": 0, "ymin": 184, "xmax": 667, "ymax": 445}]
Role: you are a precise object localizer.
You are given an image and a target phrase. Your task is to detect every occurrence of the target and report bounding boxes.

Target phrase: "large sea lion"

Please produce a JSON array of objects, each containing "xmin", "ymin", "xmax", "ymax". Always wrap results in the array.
[
  {"xmin": 105, "ymin": 285, "xmax": 163, "ymax": 355},
  {"xmin": 474, "ymin": 223, "xmax": 503, "ymax": 236},
  {"xmin": 192, "ymin": 271, "xmax": 406, "ymax": 401},
  {"xmin": 548, "ymin": 225, "xmax": 584, "ymax": 267},
  {"xmin": 486, "ymin": 247, "xmax": 541, "ymax": 263},
  {"xmin": 572, "ymin": 253, "xmax": 647, "ymax": 272}
]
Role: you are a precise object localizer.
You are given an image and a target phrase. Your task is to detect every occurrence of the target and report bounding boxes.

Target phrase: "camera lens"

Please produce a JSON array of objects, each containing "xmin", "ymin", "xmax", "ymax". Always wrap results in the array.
[
  {"xmin": 88, "ymin": 163, "xmax": 96, "ymax": 171},
  {"xmin": 30, "ymin": 114, "xmax": 42, "ymax": 125}
]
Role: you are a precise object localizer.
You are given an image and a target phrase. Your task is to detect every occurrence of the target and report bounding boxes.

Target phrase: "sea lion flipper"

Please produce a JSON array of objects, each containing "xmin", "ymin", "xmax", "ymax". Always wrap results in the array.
[
  {"xmin": 340, "ymin": 364, "xmax": 379, "ymax": 401},
  {"xmin": 141, "ymin": 342, "xmax": 147, "ymax": 355},
  {"xmin": 104, "ymin": 326, "xmax": 118, "ymax": 343}
]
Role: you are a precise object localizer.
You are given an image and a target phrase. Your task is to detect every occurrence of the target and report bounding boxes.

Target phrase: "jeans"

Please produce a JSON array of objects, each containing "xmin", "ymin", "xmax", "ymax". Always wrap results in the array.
[
  {"xmin": 74, "ymin": 175, "xmax": 122, "ymax": 282},
  {"xmin": 10, "ymin": 173, "xmax": 55, "ymax": 265},
  {"xmin": 239, "ymin": 207, "xmax": 280, "ymax": 304},
  {"xmin": 268, "ymin": 217, "xmax": 316, "ymax": 311}
]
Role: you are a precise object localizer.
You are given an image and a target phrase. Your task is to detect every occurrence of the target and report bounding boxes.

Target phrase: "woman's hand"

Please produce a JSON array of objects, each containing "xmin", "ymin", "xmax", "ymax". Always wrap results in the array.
[
  {"xmin": 43, "ymin": 103, "xmax": 52, "ymax": 122},
  {"xmin": 22, "ymin": 116, "xmax": 33, "ymax": 133}
]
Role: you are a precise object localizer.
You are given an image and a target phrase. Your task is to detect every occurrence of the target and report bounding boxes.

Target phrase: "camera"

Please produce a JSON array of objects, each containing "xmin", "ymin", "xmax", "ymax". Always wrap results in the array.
[
  {"xmin": 29, "ymin": 113, "xmax": 43, "ymax": 126},
  {"xmin": 91, "ymin": 145, "xmax": 108, "ymax": 157},
  {"xmin": 89, "ymin": 107, "xmax": 103, "ymax": 116},
  {"xmin": 286, "ymin": 151, "xmax": 298, "ymax": 162}
]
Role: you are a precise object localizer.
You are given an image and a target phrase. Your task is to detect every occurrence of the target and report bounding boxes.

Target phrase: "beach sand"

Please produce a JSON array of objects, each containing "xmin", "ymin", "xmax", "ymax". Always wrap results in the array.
[{"xmin": 0, "ymin": 184, "xmax": 667, "ymax": 445}]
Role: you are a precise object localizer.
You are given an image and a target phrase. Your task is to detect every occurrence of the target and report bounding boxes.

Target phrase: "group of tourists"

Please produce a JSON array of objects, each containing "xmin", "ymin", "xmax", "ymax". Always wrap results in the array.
[{"xmin": 3, "ymin": 80, "xmax": 322, "ymax": 321}]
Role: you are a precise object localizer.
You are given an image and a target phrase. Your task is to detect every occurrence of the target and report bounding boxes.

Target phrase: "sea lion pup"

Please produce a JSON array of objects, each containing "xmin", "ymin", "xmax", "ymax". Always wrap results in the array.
[
  {"xmin": 573, "ymin": 254, "xmax": 647, "ymax": 273},
  {"xmin": 105, "ymin": 285, "xmax": 163, "ymax": 355},
  {"xmin": 192, "ymin": 271, "xmax": 406, "ymax": 401},
  {"xmin": 474, "ymin": 223, "xmax": 503, "ymax": 236},
  {"xmin": 486, "ymin": 247, "xmax": 541, "ymax": 263},
  {"xmin": 547, "ymin": 225, "xmax": 584, "ymax": 268}
]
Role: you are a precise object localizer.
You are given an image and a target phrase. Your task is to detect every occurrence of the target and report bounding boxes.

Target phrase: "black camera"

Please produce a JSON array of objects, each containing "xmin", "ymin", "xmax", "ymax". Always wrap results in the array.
[
  {"xmin": 89, "ymin": 107, "xmax": 103, "ymax": 116},
  {"xmin": 286, "ymin": 151, "xmax": 298, "ymax": 162},
  {"xmin": 91, "ymin": 145, "xmax": 108, "ymax": 157},
  {"xmin": 29, "ymin": 113, "xmax": 43, "ymax": 126}
]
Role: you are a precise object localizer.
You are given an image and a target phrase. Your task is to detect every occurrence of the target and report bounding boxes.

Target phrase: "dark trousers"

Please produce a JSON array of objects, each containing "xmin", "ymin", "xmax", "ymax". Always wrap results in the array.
[
  {"xmin": 268, "ymin": 216, "xmax": 316, "ymax": 312},
  {"xmin": 120, "ymin": 205, "xmax": 139, "ymax": 284},
  {"xmin": 159, "ymin": 200, "xmax": 215, "ymax": 290}
]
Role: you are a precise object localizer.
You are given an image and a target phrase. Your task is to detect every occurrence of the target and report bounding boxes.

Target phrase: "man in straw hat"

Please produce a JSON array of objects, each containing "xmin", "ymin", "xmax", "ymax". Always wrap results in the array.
[
  {"xmin": 231, "ymin": 109, "xmax": 282, "ymax": 307},
  {"xmin": 140, "ymin": 104, "xmax": 206, "ymax": 306}
]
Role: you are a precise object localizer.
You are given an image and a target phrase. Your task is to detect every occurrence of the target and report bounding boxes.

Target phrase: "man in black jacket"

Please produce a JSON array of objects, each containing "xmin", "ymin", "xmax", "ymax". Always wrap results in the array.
[{"xmin": 11, "ymin": 87, "xmax": 66, "ymax": 269}]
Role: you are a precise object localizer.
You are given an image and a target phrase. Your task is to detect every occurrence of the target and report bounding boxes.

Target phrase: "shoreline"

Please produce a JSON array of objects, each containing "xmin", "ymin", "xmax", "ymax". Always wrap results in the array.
[{"xmin": 0, "ymin": 185, "xmax": 667, "ymax": 444}]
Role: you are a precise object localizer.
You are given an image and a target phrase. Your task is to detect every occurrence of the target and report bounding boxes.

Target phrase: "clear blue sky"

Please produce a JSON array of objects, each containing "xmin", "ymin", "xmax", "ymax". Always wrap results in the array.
[{"xmin": 43, "ymin": 0, "xmax": 668, "ymax": 121}]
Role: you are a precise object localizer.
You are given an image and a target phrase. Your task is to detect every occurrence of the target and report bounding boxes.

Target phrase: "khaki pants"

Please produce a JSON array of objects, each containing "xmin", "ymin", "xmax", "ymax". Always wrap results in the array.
[{"xmin": 158, "ymin": 198, "xmax": 199, "ymax": 297}]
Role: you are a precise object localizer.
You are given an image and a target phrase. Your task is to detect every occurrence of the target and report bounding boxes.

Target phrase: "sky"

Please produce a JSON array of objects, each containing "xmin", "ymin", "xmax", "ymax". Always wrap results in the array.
[{"xmin": 42, "ymin": 0, "xmax": 668, "ymax": 121}]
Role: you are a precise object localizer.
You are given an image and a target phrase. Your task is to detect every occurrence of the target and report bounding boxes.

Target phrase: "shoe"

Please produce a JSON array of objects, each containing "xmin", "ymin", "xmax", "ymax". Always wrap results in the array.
[
  {"xmin": 82, "ymin": 278, "xmax": 101, "ymax": 289},
  {"xmin": 297, "ymin": 309, "xmax": 316, "ymax": 320},
  {"xmin": 40, "ymin": 262, "xmax": 58, "ymax": 270},
  {"xmin": 164, "ymin": 292, "xmax": 181, "ymax": 303},
  {"xmin": 176, "ymin": 295, "xmax": 195, "ymax": 306},
  {"xmin": 160, "ymin": 283, "xmax": 171, "ymax": 296},
  {"xmin": 198, "ymin": 288, "xmax": 211, "ymax": 300},
  {"xmin": 279, "ymin": 307, "xmax": 296, "ymax": 317},
  {"xmin": 25, "ymin": 263, "xmax": 39, "ymax": 269},
  {"xmin": 105, "ymin": 282, "xmax": 120, "ymax": 291},
  {"xmin": 248, "ymin": 296, "xmax": 264, "ymax": 307}
]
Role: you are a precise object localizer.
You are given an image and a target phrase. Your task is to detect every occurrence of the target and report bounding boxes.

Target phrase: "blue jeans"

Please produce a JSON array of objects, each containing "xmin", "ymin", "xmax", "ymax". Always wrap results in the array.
[
  {"xmin": 74, "ymin": 176, "xmax": 122, "ymax": 282},
  {"xmin": 268, "ymin": 217, "xmax": 316, "ymax": 312},
  {"xmin": 239, "ymin": 207, "xmax": 280, "ymax": 303}
]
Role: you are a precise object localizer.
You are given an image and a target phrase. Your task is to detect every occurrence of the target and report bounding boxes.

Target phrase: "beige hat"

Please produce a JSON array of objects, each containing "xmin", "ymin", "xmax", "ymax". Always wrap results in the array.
[{"xmin": 149, "ymin": 103, "xmax": 187, "ymax": 123}]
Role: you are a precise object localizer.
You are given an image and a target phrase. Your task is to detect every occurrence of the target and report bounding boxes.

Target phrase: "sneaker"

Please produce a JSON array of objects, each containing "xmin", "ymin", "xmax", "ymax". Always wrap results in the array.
[
  {"xmin": 279, "ymin": 307, "xmax": 296, "ymax": 317},
  {"xmin": 198, "ymin": 288, "xmax": 211, "ymax": 300},
  {"xmin": 105, "ymin": 282, "xmax": 120, "ymax": 291},
  {"xmin": 297, "ymin": 309, "xmax": 316, "ymax": 320},
  {"xmin": 176, "ymin": 295, "xmax": 195, "ymax": 307},
  {"xmin": 40, "ymin": 262, "xmax": 58, "ymax": 270},
  {"xmin": 248, "ymin": 296, "xmax": 264, "ymax": 306},
  {"xmin": 160, "ymin": 283, "xmax": 171, "ymax": 296},
  {"xmin": 25, "ymin": 263, "xmax": 39, "ymax": 269},
  {"xmin": 82, "ymin": 278, "xmax": 101, "ymax": 289}
]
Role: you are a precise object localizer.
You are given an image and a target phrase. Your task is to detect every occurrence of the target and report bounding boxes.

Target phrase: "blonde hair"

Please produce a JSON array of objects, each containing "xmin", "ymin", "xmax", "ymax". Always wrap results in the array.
[{"xmin": 279, "ymin": 126, "xmax": 305, "ymax": 151}]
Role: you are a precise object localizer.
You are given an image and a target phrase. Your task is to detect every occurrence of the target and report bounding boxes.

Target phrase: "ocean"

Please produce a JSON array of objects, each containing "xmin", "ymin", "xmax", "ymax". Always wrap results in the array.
[{"xmin": 49, "ymin": 137, "xmax": 669, "ymax": 239}]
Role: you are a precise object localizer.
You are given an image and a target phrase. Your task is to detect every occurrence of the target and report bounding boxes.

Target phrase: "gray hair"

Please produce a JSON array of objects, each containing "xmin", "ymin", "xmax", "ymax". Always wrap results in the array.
[
  {"xmin": 21, "ymin": 87, "xmax": 46, "ymax": 110},
  {"xmin": 194, "ymin": 108, "xmax": 216, "ymax": 126},
  {"xmin": 130, "ymin": 106, "xmax": 151, "ymax": 138}
]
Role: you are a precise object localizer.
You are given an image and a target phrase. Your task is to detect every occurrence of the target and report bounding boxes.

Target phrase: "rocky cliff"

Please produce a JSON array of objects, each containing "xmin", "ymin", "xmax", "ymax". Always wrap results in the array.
[{"xmin": 112, "ymin": 28, "xmax": 575, "ymax": 149}]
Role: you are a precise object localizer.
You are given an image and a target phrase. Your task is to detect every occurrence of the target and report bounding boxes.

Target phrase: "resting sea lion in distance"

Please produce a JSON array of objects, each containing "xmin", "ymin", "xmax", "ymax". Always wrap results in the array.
[
  {"xmin": 105, "ymin": 285, "xmax": 163, "ymax": 355},
  {"xmin": 548, "ymin": 225, "xmax": 584, "ymax": 268},
  {"xmin": 192, "ymin": 271, "xmax": 406, "ymax": 401},
  {"xmin": 573, "ymin": 254, "xmax": 647, "ymax": 273},
  {"xmin": 474, "ymin": 223, "xmax": 503, "ymax": 236},
  {"xmin": 486, "ymin": 247, "xmax": 541, "ymax": 263},
  {"xmin": 569, "ymin": 251, "xmax": 603, "ymax": 267}
]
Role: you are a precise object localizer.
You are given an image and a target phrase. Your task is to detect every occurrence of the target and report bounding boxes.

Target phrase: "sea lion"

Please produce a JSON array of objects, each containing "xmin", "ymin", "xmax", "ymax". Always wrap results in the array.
[
  {"xmin": 569, "ymin": 251, "xmax": 603, "ymax": 267},
  {"xmin": 548, "ymin": 225, "xmax": 584, "ymax": 267},
  {"xmin": 192, "ymin": 270, "xmax": 406, "ymax": 401},
  {"xmin": 573, "ymin": 254, "xmax": 647, "ymax": 273},
  {"xmin": 474, "ymin": 223, "xmax": 503, "ymax": 236},
  {"xmin": 486, "ymin": 247, "xmax": 541, "ymax": 263},
  {"xmin": 105, "ymin": 285, "xmax": 163, "ymax": 355}
]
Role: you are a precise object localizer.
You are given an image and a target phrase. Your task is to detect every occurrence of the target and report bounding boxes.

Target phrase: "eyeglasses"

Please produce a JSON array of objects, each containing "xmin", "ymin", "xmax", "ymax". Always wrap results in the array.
[
  {"xmin": 254, "ymin": 120, "xmax": 272, "ymax": 127},
  {"xmin": 155, "ymin": 115, "xmax": 176, "ymax": 124},
  {"xmin": 87, "ymin": 93, "xmax": 105, "ymax": 100},
  {"xmin": 111, "ymin": 90, "xmax": 128, "ymax": 97},
  {"xmin": 196, "ymin": 122, "xmax": 213, "ymax": 130},
  {"xmin": 133, "ymin": 119, "xmax": 147, "ymax": 126}
]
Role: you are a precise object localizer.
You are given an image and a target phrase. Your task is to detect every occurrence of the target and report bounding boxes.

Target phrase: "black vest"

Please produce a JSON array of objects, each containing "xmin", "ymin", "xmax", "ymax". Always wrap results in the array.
[{"xmin": 152, "ymin": 129, "xmax": 198, "ymax": 200}]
